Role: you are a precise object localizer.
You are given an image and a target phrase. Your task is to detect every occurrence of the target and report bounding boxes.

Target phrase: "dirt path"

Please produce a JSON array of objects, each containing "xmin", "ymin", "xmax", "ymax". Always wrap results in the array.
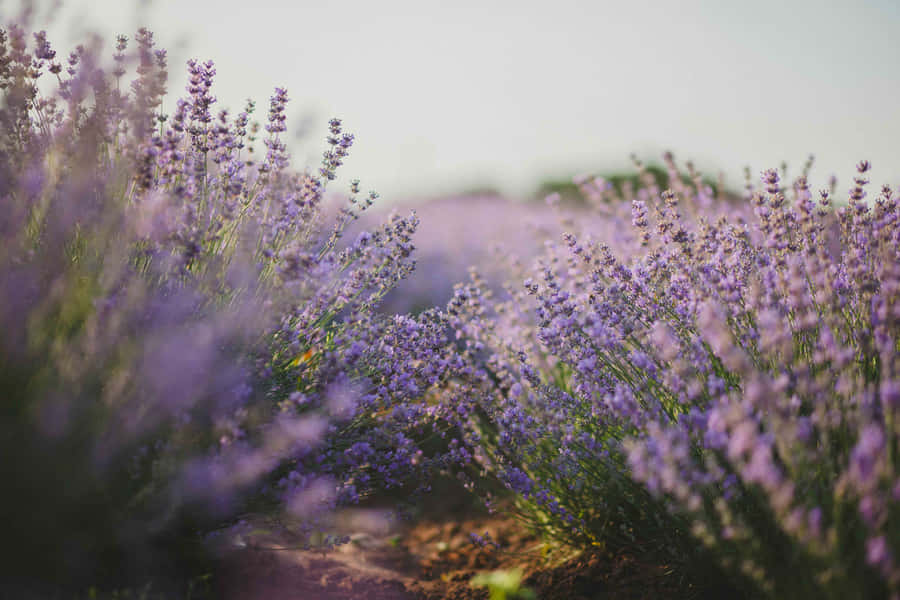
[
  {"xmin": 217, "ymin": 511, "xmax": 507, "ymax": 599},
  {"xmin": 216, "ymin": 508, "xmax": 690, "ymax": 600}
]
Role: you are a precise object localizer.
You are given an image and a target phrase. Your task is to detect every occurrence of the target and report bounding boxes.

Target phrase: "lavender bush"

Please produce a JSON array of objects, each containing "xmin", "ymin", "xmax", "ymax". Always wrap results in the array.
[
  {"xmin": 439, "ymin": 164, "xmax": 734, "ymax": 570},
  {"xmin": 0, "ymin": 19, "xmax": 444, "ymax": 591},
  {"xmin": 444, "ymin": 154, "xmax": 900, "ymax": 598},
  {"xmin": 623, "ymin": 160, "xmax": 900, "ymax": 598}
]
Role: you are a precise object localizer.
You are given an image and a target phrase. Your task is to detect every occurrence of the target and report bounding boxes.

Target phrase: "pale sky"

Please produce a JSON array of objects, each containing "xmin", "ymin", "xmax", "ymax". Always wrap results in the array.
[{"xmin": 20, "ymin": 0, "xmax": 900, "ymax": 200}]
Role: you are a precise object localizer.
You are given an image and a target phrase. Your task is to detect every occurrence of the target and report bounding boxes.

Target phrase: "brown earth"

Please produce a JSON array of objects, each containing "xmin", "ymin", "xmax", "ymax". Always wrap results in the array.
[{"xmin": 216, "ymin": 508, "xmax": 695, "ymax": 600}]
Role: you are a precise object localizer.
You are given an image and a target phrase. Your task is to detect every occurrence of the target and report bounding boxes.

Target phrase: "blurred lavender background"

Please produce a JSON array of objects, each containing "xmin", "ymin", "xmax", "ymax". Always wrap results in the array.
[{"xmin": 24, "ymin": 0, "xmax": 899, "ymax": 317}]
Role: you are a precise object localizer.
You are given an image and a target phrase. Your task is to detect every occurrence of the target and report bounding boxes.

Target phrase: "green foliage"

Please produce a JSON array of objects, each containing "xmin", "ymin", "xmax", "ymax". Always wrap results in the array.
[{"xmin": 470, "ymin": 568, "xmax": 537, "ymax": 600}]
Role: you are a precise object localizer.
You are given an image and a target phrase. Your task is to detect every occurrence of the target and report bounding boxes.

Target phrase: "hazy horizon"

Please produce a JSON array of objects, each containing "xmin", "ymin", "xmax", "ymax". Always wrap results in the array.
[{"xmin": 16, "ymin": 0, "xmax": 900, "ymax": 201}]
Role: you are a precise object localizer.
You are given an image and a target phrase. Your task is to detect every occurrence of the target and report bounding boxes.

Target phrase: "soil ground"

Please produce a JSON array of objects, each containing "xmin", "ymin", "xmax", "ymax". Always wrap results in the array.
[{"xmin": 216, "ymin": 508, "xmax": 696, "ymax": 600}]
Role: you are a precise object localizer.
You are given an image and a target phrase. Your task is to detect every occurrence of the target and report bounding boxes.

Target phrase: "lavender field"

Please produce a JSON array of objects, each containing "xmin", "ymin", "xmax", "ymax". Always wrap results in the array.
[{"xmin": 3, "ymin": 3, "xmax": 900, "ymax": 599}]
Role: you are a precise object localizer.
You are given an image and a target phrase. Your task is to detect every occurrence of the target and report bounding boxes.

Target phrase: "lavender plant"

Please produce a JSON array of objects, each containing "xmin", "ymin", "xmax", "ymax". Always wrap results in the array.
[
  {"xmin": 0, "ymin": 19, "xmax": 438, "ymax": 592},
  {"xmin": 445, "ymin": 154, "xmax": 900, "ymax": 598},
  {"xmin": 439, "ymin": 170, "xmax": 726, "ymax": 576},
  {"xmin": 623, "ymin": 160, "xmax": 900, "ymax": 599}
]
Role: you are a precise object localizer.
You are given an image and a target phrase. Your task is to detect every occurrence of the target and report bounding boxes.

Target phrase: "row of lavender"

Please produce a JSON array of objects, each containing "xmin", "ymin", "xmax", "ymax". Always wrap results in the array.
[
  {"xmin": 0, "ymin": 23, "xmax": 452, "ymax": 590},
  {"xmin": 445, "ymin": 157, "xmax": 900, "ymax": 598},
  {"xmin": 3, "ymin": 21, "xmax": 898, "ymax": 599}
]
